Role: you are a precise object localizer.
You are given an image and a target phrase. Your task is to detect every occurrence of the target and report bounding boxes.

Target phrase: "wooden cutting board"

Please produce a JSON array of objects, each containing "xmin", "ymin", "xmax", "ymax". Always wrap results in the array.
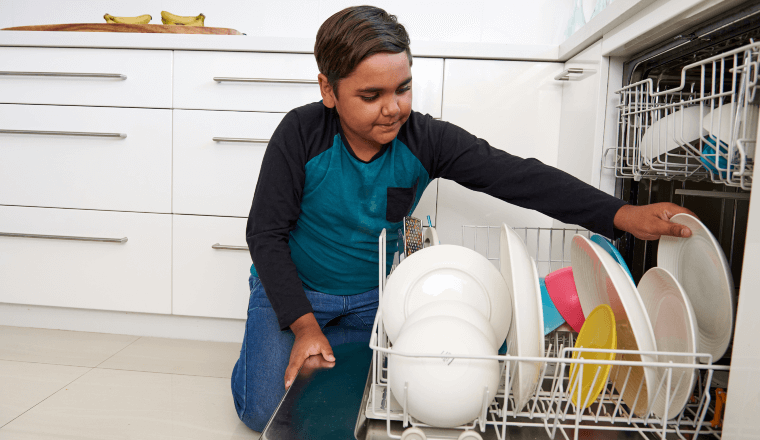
[{"xmin": 2, "ymin": 23, "xmax": 243, "ymax": 35}]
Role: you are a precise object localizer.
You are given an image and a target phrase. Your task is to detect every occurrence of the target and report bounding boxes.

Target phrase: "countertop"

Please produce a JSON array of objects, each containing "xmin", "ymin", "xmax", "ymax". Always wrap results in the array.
[{"xmin": 0, "ymin": 30, "xmax": 561, "ymax": 62}]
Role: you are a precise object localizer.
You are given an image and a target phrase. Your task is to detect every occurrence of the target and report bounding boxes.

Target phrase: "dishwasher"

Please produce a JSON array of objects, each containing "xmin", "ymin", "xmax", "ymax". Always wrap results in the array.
[{"xmin": 354, "ymin": 3, "xmax": 760, "ymax": 439}]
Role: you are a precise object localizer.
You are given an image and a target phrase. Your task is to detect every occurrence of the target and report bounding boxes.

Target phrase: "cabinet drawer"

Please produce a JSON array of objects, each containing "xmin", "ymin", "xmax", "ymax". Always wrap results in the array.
[
  {"xmin": 173, "ymin": 109, "xmax": 284, "ymax": 217},
  {"xmin": 0, "ymin": 206, "xmax": 171, "ymax": 314},
  {"xmin": 173, "ymin": 215, "xmax": 250, "ymax": 319},
  {"xmin": 173, "ymin": 51, "xmax": 444, "ymax": 116},
  {"xmin": 174, "ymin": 51, "xmax": 321, "ymax": 112},
  {"xmin": 0, "ymin": 104, "xmax": 172, "ymax": 213},
  {"xmin": 0, "ymin": 47, "xmax": 172, "ymax": 108}
]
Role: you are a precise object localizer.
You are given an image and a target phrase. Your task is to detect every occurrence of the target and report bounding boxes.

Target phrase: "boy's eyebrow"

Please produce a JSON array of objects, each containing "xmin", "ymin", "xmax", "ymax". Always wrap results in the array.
[{"xmin": 357, "ymin": 77, "xmax": 412, "ymax": 93}]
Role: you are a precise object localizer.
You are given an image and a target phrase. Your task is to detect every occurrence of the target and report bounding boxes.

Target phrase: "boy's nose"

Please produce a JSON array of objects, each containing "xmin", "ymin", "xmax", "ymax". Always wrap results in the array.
[{"xmin": 381, "ymin": 97, "xmax": 400, "ymax": 117}]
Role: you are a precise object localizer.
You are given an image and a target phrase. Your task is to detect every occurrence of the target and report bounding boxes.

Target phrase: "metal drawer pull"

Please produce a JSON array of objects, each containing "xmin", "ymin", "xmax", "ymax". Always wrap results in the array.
[
  {"xmin": 554, "ymin": 68, "xmax": 595, "ymax": 81},
  {"xmin": 212, "ymin": 137, "xmax": 269, "ymax": 143},
  {"xmin": 0, "ymin": 71, "xmax": 127, "ymax": 80},
  {"xmin": 0, "ymin": 129, "xmax": 127, "ymax": 139},
  {"xmin": 0, "ymin": 232, "xmax": 128, "ymax": 243},
  {"xmin": 213, "ymin": 77, "xmax": 318, "ymax": 84},
  {"xmin": 212, "ymin": 243, "xmax": 248, "ymax": 251}
]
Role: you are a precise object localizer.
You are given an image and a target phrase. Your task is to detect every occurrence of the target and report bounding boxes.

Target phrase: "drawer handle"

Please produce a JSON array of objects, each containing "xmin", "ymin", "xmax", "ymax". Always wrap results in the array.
[
  {"xmin": 213, "ymin": 77, "xmax": 318, "ymax": 85},
  {"xmin": 0, "ymin": 71, "xmax": 127, "ymax": 80},
  {"xmin": 212, "ymin": 243, "xmax": 248, "ymax": 251},
  {"xmin": 0, "ymin": 232, "xmax": 128, "ymax": 243},
  {"xmin": 0, "ymin": 129, "xmax": 127, "ymax": 139},
  {"xmin": 212, "ymin": 137, "xmax": 269, "ymax": 144}
]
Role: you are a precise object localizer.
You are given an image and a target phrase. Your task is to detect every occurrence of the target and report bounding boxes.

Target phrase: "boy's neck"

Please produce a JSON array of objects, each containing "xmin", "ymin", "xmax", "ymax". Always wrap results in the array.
[{"xmin": 342, "ymin": 128, "xmax": 383, "ymax": 162}]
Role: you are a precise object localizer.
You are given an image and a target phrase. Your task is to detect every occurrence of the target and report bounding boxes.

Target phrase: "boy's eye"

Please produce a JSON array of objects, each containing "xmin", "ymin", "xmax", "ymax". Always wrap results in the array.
[
  {"xmin": 361, "ymin": 94, "xmax": 378, "ymax": 102},
  {"xmin": 397, "ymin": 86, "xmax": 411, "ymax": 94}
]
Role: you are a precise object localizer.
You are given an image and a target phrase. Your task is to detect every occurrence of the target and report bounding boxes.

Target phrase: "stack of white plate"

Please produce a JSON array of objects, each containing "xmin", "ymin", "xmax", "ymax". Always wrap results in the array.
[
  {"xmin": 569, "ymin": 213, "xmax": 735, "ymax": 419},
  {"xmin": 382, "ymin": 242, "xmax": 511, "ymax": 427}
]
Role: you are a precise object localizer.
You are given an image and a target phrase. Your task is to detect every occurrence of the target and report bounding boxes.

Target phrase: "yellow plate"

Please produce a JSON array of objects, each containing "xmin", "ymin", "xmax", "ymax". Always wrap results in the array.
[{"xmin": 568, "ymin": 304, "xmax": 617, "ymax": 409}]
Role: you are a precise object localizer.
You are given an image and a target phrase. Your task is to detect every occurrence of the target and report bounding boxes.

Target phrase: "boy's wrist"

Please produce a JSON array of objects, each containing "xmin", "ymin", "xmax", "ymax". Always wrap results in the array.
[{"xmin": 289, "ymin": 312, "xmax": 321, "ymax": 337}]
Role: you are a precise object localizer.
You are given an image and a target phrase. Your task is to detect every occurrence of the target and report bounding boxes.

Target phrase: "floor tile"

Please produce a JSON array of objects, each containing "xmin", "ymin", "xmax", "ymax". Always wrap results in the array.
[
  {"xmin": 97, "ymin": 336, "xmax": 241, "ymax": 378},
  {"xmin": 0, "ymin": 326, "xmax": 138, "ymax": 367},
  {"xmin": 0, "ymin": 360, "xmax": 90, "ymax": 427},
  {"xmin": 0, "ymin": 368, "xmax": 258, "ymax": 439}
]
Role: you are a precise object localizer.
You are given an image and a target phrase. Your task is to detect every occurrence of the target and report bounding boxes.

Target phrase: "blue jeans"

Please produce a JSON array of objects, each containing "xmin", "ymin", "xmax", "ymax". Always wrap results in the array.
[{"xmin": 231, "ymin": 275, "xmax": 378, "ymax": 432}]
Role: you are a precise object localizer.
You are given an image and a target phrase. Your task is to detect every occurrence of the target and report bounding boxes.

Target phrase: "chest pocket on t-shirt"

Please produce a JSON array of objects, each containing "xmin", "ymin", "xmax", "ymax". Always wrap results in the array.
[{"xmin": 386, "ymin": 180, "xmax": 418, "ymax": 223}]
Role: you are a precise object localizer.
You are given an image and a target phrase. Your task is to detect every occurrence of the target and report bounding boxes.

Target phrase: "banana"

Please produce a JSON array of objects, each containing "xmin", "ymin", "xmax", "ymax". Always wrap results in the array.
[
  {"xmin": 104, "ymin": 14, "xmax": 152, "ymax": 25},
  {"xmin": 161, "ymin": 11, "xmax": 205, "ymax": 27}
]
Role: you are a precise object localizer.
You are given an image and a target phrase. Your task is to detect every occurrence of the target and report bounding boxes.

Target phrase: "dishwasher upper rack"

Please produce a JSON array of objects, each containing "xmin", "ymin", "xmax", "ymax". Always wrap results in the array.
[
  {"xmin": 605, "ymin": 40, "xmax": 760, "ymax": 190},
  {"xmin": 365, "ymin": 227, "xmax": 729, "ymax": 440}
]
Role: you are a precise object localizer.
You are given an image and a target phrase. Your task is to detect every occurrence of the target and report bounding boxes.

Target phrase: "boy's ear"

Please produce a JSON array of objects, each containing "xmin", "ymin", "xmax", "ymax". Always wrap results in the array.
[{"xmin": 318, "ymin": 73, "xmax": 336, "ymax": 108}]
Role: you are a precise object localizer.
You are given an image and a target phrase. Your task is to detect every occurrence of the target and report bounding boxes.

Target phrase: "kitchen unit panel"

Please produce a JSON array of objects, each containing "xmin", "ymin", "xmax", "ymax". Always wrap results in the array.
[
  {"xmin": 173, "ymin": 51, "xmax": 321, "ymax": 112},
  {"xmin": 0, "ymin": 104, "xmax": 172, "ymax": 213},
  {"xmin": 0, "ymin": 47, "xmax": 172, "ymax": 109},
  {"xmin": 0, "ymin": 206, "xmax": 171, "ymax": 314},
  {"xmin": 173, "ymin": 109, "xmax": 285, "ymax": 218},
  {"xmin": 410, "ymin": 57, "xmax": 444, "ymax": 119},
  {"xmin": 437, "ymin": 59, "xmax": 564, "ymax": 246},
  {"xmin": 172, "ymin": 215, "xmax": 250, "ymax": 319}
]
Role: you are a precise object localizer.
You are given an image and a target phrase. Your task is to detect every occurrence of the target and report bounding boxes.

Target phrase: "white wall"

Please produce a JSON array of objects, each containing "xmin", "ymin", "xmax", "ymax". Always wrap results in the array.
[{"xmin": 0, "ymin": 0, "xmax": 575, "ymax": 47}]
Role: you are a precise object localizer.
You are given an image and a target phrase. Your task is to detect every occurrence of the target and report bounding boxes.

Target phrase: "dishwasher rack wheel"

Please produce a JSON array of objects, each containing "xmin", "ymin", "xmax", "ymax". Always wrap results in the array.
[
  {"xmin": 400, "ymin": 427, "xmax": 426, "ymax": 440},
  {"xmin": 457, "ymin": 430, "xmax": 483, "ymax": 440}
]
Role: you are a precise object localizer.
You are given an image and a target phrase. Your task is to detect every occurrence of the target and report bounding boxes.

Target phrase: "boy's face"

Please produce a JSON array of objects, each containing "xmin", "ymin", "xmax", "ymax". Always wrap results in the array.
[{"xmin": 319, "ymin": 51, "xmax": 412, "ymax": 154}]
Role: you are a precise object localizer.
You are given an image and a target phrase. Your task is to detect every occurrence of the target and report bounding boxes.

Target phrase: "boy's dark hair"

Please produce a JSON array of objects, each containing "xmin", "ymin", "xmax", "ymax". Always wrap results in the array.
[{"xmin": 315, "ymin": 5, "xmax": 412, "ymax": 98}]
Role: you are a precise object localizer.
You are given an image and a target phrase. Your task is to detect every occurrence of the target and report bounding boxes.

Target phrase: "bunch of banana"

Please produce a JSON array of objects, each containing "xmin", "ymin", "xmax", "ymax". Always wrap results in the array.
[
  {"xmin": 161, "ymin": 11, "xmax": 205, "ymax": 27},
  {"xmin": 104, "ymin": 14, "xmax": 152, "ymax": 24}
]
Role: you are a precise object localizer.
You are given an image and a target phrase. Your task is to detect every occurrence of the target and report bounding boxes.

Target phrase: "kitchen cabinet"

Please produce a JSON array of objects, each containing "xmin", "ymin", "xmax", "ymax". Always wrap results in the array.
[
  {"xmin": 172, "ymin": 215, "xmax": 250, "ymax": 319},
  {"xmin": 0, "ymin": 205, "xmax": 171, "ymax": 314},
  {"xmin": 0, "ymin": 104, "xmax": 172, "ymax": 213},
  {"xmin": 436, "ymin": 59, "xmax": 565, "ymax": 246}
]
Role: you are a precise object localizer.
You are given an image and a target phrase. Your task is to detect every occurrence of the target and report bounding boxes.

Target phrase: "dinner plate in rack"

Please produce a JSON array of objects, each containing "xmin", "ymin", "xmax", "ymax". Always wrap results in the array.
[
  {"xmin": 638, "ymin": 267, "xmax": 698, "ymax": 420},
  {"xmin": 501, "ymin": 224, "xmax": 544, "ymax": 413},
  {"xmin": 381, "ymin": 244, "xmax": 512, "ymax": 345},
  {"xmin": 571, "ymin": 234, "xmax": 657, "ymax": 417},
  {"xmin": 658, "ymin": 213, "xmax": 735, "ymax": 363}
]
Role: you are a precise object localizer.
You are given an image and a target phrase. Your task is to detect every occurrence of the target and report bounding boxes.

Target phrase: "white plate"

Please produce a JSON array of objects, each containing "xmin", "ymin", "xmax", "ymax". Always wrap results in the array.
[
  {"xmin": 382, "ymin": 245, "xmax": 512, "ymax": 345},
  {"xmin": 400, "ymin": 300, "xmax": 499, "ymax": 349},
  {"xmin": 639, "ymin": 106, "xmax": 705, "ymax": 162},
  {"xmin": 501, "ymin": 224, "xmax": 544, "ymax": 413},
  {"xmin": 658, "ymin": 213, "xmax": 735, "ymax": 362},
  {"xmin": 702, "ymin": 102, "xmax": 759, "ymax": 153},
  {"xmin": 571, "ymin": 235, "xmax": 657, "ymax": 417},
  {"xmin": 638, "ymin": 267, "xmax": 698, "ymax": 420}
]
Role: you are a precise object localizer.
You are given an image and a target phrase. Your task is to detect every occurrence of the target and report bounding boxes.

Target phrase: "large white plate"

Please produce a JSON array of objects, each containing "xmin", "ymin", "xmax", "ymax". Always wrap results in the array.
[
  {"xmin": 571, "ymin": 235, "xmax": 657, "ymax": 417},
  {"xmin": 638, "ymin": 267, "xmax": 698, "ymax": 420},
  {"xmin": 381, "ymin": 245, "xmax": 512, "ymax": 345},
  {"xmin": 501, "ymin": 224, "xmax": 544, "ymax": 413},
  {"xmin": 658, "ymin": 213, "xmax": 735, "ymax": 363},
  {"xmin": 639, "ymin": 105, "xmax": 705, "ymax": 162}
]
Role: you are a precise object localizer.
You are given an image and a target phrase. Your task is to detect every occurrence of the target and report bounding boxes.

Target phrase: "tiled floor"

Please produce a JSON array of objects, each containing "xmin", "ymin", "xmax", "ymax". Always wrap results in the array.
[{"xmin": 0, "ymin": 325, "xmax": 260, "ymax": 439}]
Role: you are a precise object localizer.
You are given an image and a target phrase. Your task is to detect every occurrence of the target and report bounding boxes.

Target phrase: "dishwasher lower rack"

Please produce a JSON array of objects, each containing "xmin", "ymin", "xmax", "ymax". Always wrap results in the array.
[
  {"xmin": 606, "ymin": 40, "xmax": 759, "ymax": 190},
  {"xmin": 358, "ymin": 227, "xmax": 730, "ymax": 440}
]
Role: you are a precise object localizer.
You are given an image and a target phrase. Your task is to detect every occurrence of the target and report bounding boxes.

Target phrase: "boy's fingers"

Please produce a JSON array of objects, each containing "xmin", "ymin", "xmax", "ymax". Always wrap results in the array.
[
  {"xmin": 284, "ymin": 356, "xmax": 305, "ymax": 389},
  {"xmin": 322, "ymin": 348, "xmax": 335, "ymax": 362}
]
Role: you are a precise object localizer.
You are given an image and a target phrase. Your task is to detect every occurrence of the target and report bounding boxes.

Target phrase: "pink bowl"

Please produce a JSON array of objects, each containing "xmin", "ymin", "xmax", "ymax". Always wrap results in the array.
[{"xmin": 544, "ymin": 267, "xmax": 585, "ymax": 332}]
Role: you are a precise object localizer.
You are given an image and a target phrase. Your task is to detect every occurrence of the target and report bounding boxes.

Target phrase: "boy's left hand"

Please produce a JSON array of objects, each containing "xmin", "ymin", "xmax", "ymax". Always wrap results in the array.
[{"xmin": 613, "ymin": 203, "xmax": 697, "ymax": 240}]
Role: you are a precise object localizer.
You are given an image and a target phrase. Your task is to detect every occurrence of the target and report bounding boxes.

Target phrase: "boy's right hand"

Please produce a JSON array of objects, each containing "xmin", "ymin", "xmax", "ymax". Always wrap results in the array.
[{"xmin": 284, "ymin": 313, "xmax": 335, "ymax": 389}]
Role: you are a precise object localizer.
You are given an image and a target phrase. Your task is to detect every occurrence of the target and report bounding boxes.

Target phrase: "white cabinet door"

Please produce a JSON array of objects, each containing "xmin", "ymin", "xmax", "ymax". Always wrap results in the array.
[
  {"xmin": 0, "ymin": 206, "xmax": 171, "ymax": 314},
  {"xmin": 0, "ymin": 104, "xmax": 172, "ymax": 213},
  {"xmin": 411, "ymin": 57, "xmax": 444, "ymax": 119},
  {"xmin": 172, "ymin": 215, "xmax": 251, "ymax": 320},
  {"xmin": 436, "ymin": 59, "xmax": 564, "ymax": 246},
  {"xmin": 0, "ymin": 47, "xmax": 172, "ymax": 109},
  {"xmin": 173, "ymin": 109, "xmax": 285, "ymax": 218}
]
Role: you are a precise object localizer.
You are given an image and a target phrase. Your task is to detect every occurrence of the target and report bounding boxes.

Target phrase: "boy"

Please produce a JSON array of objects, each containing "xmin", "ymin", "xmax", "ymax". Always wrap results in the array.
[{"xmin": 231, "ymin": 5, "xmax": 693, "ymax": 432}]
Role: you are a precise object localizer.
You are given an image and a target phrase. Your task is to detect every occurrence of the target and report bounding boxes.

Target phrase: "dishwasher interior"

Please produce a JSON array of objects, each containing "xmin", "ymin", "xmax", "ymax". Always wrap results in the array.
[{"xmin": 356, "ymin": 4, "xmax": 760, "ymax": 440}]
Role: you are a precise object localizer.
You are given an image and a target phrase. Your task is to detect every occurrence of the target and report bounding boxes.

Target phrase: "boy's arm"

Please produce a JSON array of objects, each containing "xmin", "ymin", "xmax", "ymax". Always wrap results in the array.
[{"xmin": 245, "ymin": 111, "xmax": 313, "ymax": 330}]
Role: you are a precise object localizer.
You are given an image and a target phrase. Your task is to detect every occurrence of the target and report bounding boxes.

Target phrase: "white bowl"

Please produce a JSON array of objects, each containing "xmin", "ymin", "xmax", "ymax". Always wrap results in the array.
[
  {"xmin": 382, "ymin": 245, "xmax": 512, "ymax": 345},
  {"xmin": 389, "ymin": 315, "xmax": 500, "ymax": 428},
  {"xmin": 399, "ymin": 300, "xmax": 499, "ymax": 349}
]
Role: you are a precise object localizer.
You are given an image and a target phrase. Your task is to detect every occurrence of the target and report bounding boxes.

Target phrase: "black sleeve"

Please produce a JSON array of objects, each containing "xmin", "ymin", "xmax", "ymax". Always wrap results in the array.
[
  {"xmin": 246, "ymin": 110, "xmax": 313, "ymax": 330},
  {"xmin": 424, "ymin": 117, "xmax": 627, "ymax": 238}
]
